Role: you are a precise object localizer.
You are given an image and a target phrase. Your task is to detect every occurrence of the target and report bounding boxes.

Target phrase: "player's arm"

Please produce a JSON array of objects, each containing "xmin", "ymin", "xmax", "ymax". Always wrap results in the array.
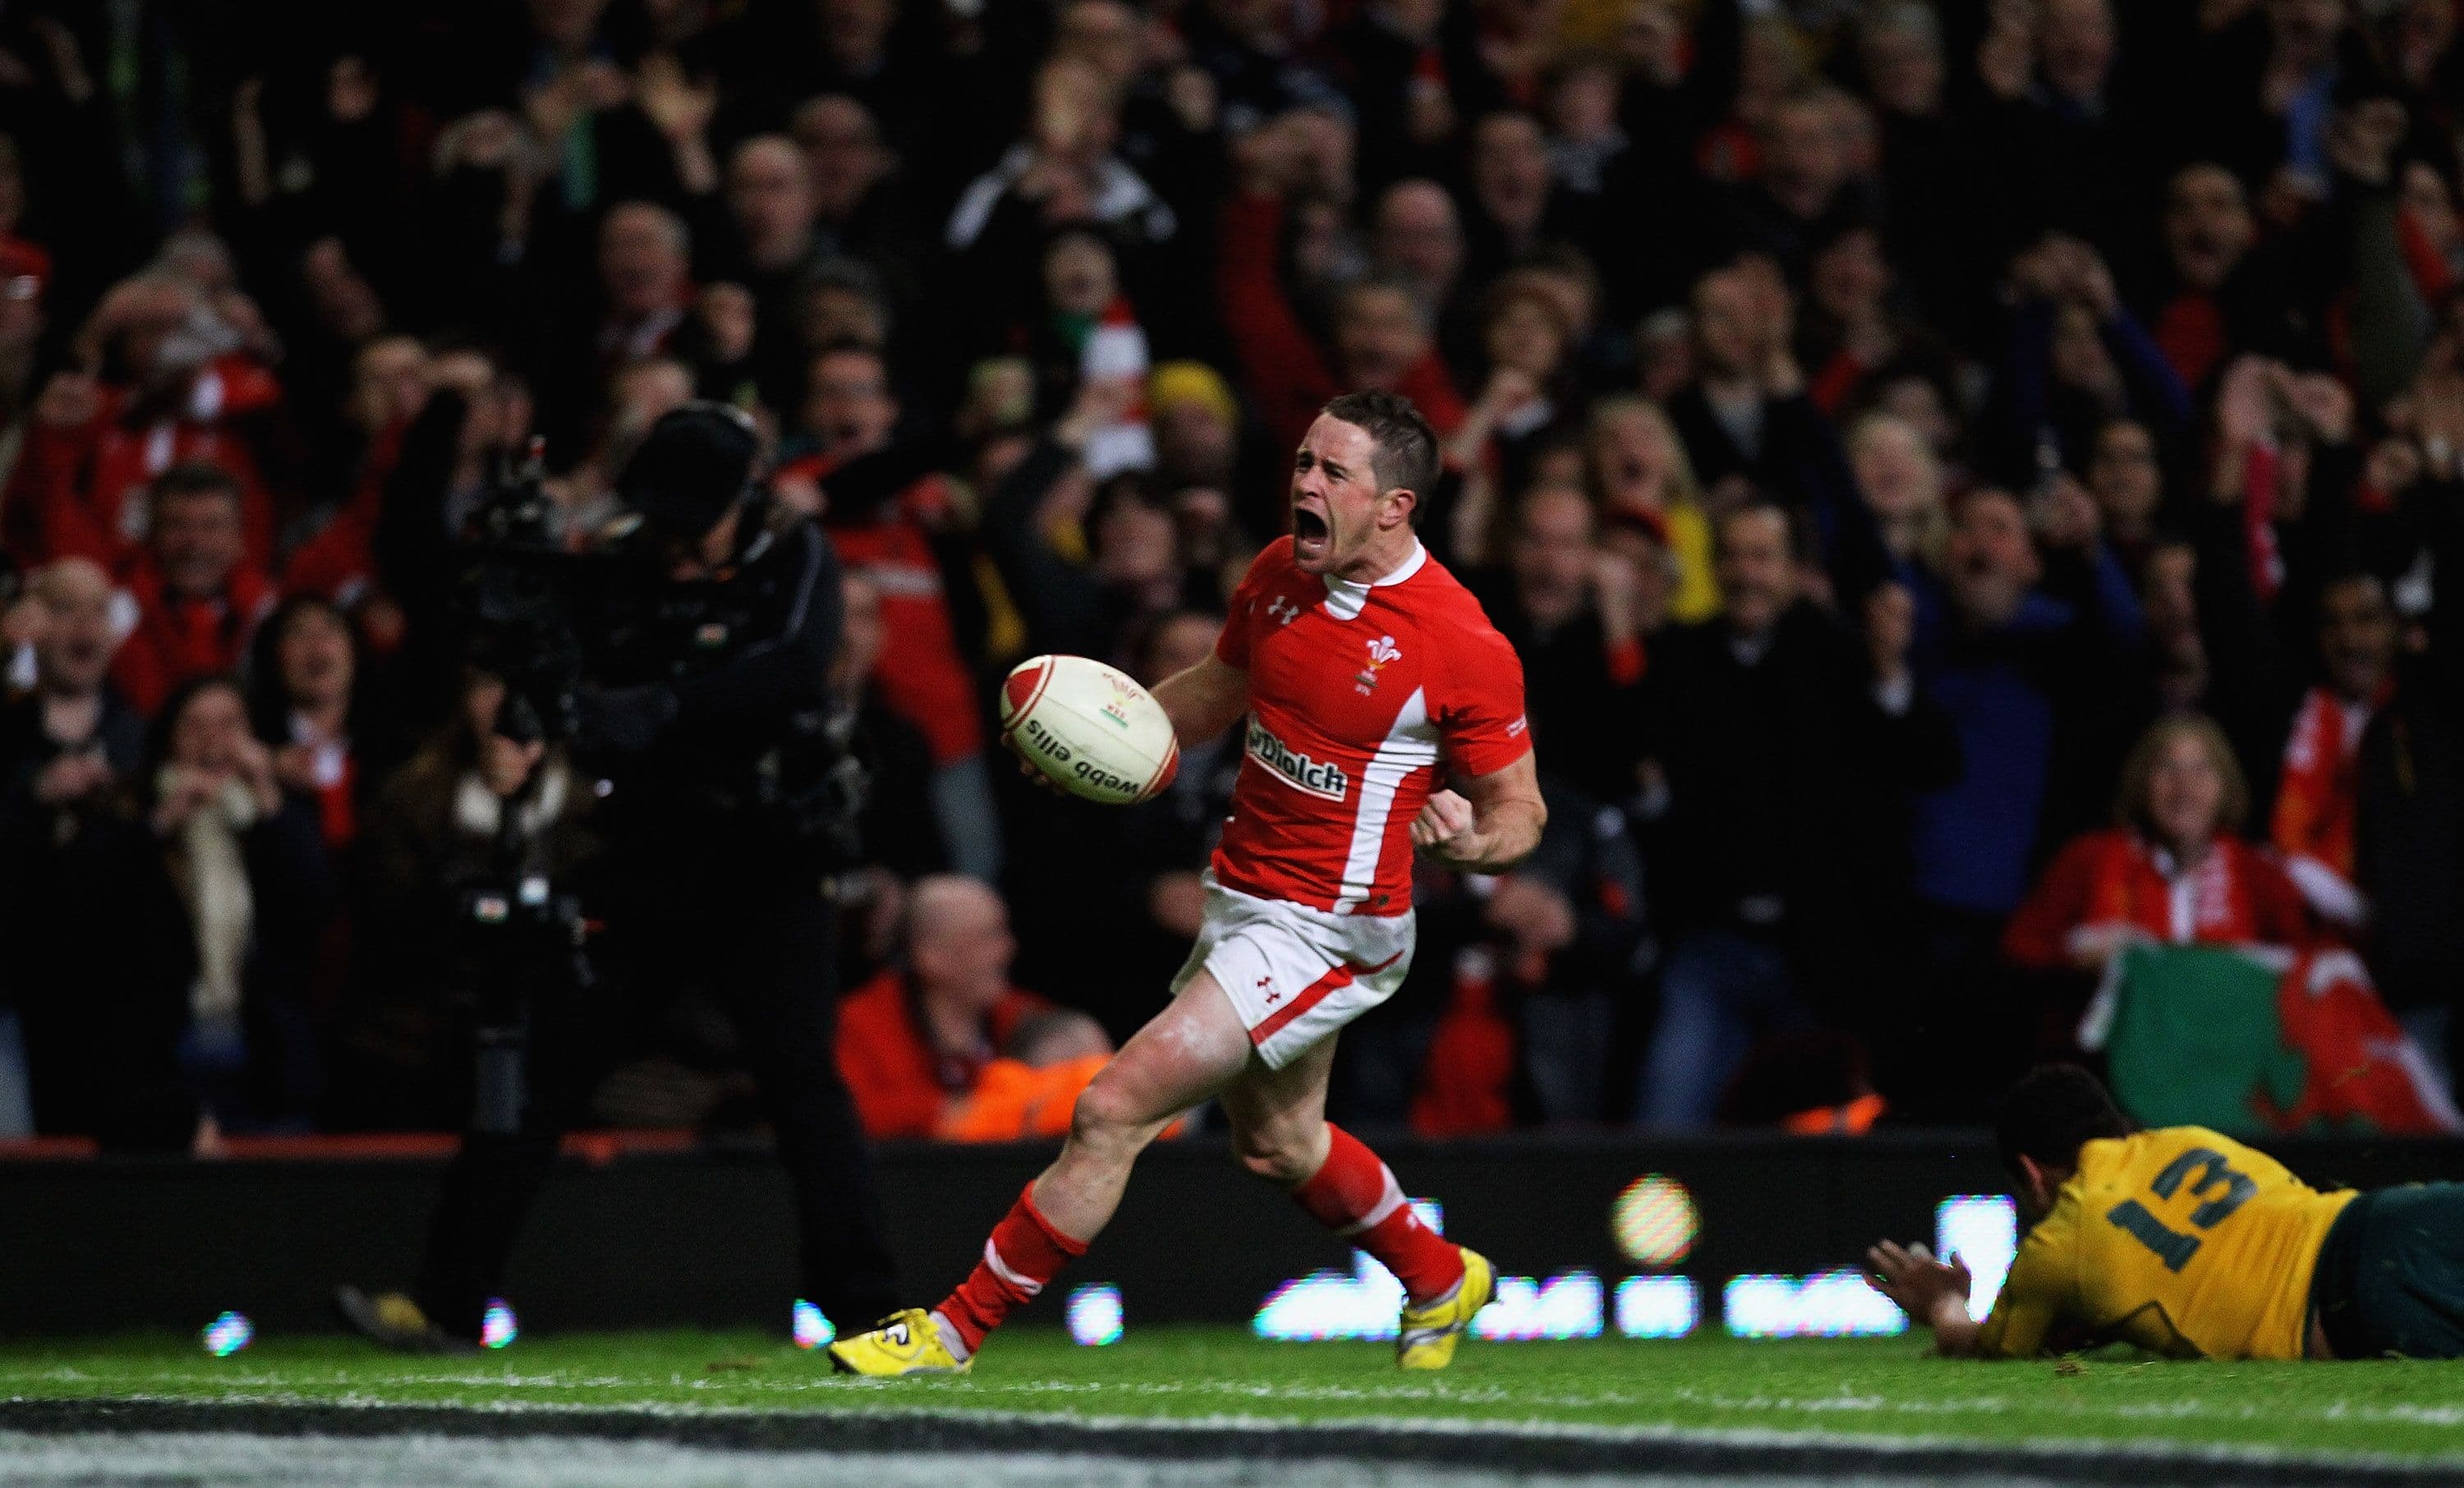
[
  {"xmin": 1865, "ymin": 1240, "xmax": 1984, "ymax": 1357},
  {"xmin": 1151, "ymin": 652, "xmax": 1251, "ymax": 746},
  {"xmin": 1871, "ymin": 1218, "xmax": 2073, "ymax": 1361},
  {"xmin": 1411, "ymin": 751, "xmax": 1546, "ymax": 873}
]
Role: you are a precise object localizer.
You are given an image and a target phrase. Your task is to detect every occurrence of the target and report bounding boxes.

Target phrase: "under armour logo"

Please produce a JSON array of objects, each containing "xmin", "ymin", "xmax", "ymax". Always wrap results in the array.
[
  {"xmin": 1266, "ymin": 595, "xmax": 1300, "ymax": 625},
  {"xmin": 1257, "ymin": 975, "xmax": 1280, "ymax": 1005}
]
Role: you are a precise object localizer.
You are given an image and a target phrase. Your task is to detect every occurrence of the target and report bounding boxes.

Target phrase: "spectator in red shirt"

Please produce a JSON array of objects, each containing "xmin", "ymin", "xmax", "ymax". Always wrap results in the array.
[
  {"xmin": 281, "ymin": 334, "xmax": 434, "ymax": 613},
  {"xmin": 836, "ymin": 875, "xmax": 1109, "ymax": 1139},
  {"xmin": 2270, "ymin": 572, "xmax": 2400, "ymax": 933},
  {"xmin": 2005, "ymin": 714, "xmax": 2311, "ymax": 974},
  {"xmin": 111, "ymin": 464, "xmax": 275, "ymax": 719},
  {"xmin": 10, "ymin": 272, "xmax": 280, "ymax": 572}
]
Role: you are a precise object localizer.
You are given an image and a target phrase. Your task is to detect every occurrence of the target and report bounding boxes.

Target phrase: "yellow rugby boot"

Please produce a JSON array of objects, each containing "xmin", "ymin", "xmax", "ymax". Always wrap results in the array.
[
  {"xmin": 333, "ymin": 1286, "xmax": 473, "ymax": 1356},
  {"xmin": 1397, "ymin": 1247, "xmax": 1496, "ymax": 1370},
  {"xmin": 826, "ymin": 1308, "xmax": 972, "ymax": 1376}
]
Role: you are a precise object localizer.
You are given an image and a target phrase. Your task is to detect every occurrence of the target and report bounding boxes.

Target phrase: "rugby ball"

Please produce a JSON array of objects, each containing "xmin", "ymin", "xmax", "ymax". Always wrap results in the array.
[{"xmin": 1000, "ymin": 654, "xmax": 1179, "ymax": 805}]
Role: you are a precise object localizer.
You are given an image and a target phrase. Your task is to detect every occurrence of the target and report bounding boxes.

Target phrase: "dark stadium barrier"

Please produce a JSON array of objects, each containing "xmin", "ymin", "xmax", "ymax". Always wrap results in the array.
[{"xmin": 7, "ymin": 1132, "xmax": 2461, "ymax": 1343}]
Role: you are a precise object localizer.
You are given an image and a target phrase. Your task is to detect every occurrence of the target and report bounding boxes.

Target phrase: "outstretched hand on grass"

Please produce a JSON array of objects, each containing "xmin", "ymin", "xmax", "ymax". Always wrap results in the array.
[{"xmin": 1865, "ymin": 1240, "xmax": 1983, "ymax": 1357}]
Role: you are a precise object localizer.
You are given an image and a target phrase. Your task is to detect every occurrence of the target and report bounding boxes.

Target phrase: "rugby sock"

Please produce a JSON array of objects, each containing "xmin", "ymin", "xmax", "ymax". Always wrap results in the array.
[
  {"xmin": 1289, "ymin": 1123, "xmax": 1465, "ymax": 1304},
  {"xmin": 935, "ymin": 1183, "xmax": 1087, "ymax": 1356}
]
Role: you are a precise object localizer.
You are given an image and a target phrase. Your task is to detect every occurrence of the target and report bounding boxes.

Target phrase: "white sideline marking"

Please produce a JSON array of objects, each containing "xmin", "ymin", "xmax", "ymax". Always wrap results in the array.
[
  {"xmin": 11, "ymin": 1390, "xmax": 2459, "ymax": 1476},
  {"xmin": 39, "ymin": 1373, "xmax": 2464, "ymax": 1435},
  {"xmin": 0, "ymin": 1434, "xmax": 1783, "ymax": 1488}
]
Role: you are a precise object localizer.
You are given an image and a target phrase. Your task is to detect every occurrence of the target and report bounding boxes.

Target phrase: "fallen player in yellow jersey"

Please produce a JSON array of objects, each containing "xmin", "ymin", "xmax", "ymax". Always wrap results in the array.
[{"xmin": 1867, "ymin": 1064, "xmax": 2464, "ymax": 1361}]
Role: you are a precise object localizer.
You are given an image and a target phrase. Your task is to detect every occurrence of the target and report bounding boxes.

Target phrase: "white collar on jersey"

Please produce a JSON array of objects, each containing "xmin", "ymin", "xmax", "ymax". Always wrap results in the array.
[{"xmin": 1320, "ymin": 540, "xmax": 1427, "ymax": 621}]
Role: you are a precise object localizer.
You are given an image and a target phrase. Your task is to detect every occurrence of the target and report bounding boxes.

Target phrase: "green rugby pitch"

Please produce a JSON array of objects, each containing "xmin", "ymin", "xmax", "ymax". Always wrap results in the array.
[{"xmin": 4, "ymin": 1328, "xmax": 2464, "ymax": 1467}]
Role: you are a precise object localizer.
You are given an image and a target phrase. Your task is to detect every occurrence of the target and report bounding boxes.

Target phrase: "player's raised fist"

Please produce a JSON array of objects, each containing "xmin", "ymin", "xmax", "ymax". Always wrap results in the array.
[{"xmin": 1409, "ymin": 788, "xmax": 1480, "ymax": 864}]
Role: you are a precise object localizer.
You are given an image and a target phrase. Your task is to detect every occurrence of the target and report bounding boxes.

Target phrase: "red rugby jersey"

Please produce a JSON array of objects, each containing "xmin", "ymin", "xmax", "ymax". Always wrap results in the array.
[{"xmin": 1212, "ymin": 536, "xmax": 1530, "ymax": 915}]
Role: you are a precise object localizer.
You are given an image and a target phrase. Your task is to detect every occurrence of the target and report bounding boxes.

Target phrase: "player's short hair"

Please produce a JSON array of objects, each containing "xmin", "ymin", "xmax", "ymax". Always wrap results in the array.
[
  {"xmin": 1995, "ymin": 1064, "xmax": 2132, "ymax": 1175},
  {"xmin": 1321, "ymin": 390, "xmax": 1438, "ymax": 521}
]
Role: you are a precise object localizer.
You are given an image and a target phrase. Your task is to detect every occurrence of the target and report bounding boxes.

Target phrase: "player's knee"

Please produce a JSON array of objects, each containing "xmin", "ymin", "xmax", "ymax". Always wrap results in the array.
[{"xmin": 1069, "ymin": 1072, "xmax": 1153, "ymax": 1155}]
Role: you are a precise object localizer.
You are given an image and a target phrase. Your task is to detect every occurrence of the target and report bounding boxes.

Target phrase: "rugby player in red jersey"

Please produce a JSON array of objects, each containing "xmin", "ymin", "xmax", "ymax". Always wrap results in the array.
[{"xmin": 830, "ymin": 391, "xmax": 1544, "ymax": 1375}]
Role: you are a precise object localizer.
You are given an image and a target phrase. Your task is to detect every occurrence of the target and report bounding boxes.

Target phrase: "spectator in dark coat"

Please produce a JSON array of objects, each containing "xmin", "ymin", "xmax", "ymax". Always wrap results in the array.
[
  {"xmin": 2352, "ymin": 458, "xmax": 2464, "ymax": 1088},
  {"xmin": 0, "ymin": 558, "xmax": 147, "ymax": 1139},
  {"xmin": 1664, "ymin": 264, "xmax": 1882, "ymax": 595},
  {"xmin": 1467, "ymin": 483, "xmax": 1647, "ymax": 808},
  {"xmin": 1498, "ymin": 774, "xmax": 1650, "ymax": 1125},
  {"xmin": 1634, "ymin": 502, "xmax": 1957, "ymax": 1127}
]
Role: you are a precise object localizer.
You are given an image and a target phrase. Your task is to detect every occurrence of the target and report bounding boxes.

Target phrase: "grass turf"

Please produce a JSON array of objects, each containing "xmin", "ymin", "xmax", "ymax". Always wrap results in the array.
[{"xmin": 4, "ymin": 1329, "xmax": 2463, "ymax": 1465}]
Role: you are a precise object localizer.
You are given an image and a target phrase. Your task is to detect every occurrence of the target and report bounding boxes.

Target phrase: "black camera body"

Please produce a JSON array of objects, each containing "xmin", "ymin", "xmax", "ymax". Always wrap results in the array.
[
  {"xmin": 458, "ymin": 873, "xmax": 586, "ymax": 940},
  {"xmin": 598, "ymin": 550, "xmax": 869, "ymax": 868},
  {"xmin": 457, "ymin": 861, "xmax": 593, "ymax": 1137},
  {"xmin": 457, "ymin": 445, "xmax": 595, "ymax": 746},
  {"xmin": 457, "ymin": 443, "xmax": 863, "ymax": 861}
]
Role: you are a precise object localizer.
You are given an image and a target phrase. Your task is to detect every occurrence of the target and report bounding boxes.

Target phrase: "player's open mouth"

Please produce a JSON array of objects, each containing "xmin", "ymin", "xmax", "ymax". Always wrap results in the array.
[{"xmin": 1292, "ymin": 507, "xmax": 1329, "ymax": 553}]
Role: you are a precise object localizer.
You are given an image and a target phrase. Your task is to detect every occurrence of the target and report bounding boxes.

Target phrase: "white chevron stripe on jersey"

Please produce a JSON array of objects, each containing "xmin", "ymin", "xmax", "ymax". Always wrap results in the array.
[{"xmin": 1332, "ymin": 687, "xmax": 1440, "ymax": 914}]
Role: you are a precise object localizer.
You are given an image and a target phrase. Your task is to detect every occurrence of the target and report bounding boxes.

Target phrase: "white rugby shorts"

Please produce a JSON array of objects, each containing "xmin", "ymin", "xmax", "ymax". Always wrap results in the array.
[{"xmin": 1170, "ymin": 874, "xmax": 1417, "ymax": 1070}]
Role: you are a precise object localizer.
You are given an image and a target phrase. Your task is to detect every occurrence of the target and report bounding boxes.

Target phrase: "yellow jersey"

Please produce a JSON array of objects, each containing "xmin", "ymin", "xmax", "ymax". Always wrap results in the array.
[{"xmin": 1974, "ymin": 1126, "xmax": 2356, "ymax": 1361}]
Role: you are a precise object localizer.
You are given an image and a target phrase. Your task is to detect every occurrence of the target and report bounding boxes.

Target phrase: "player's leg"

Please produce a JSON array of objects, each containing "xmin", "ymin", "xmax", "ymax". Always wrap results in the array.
[
  {"xmin": 1027, "ymin": 968, "xmax": 1253, "ymax": 1237},
  {"xmin": 2315, "ymin": 1183, "xmax": 2464, "ymax": 1359},
  {"xmin": 1217, "ymin": 1025, "xmax": 1339, "ymax": 1186},
  {"xmin": 830, "ymin": 968, "xmax": 1253, "ymax": 1374},
  {"xmin": 1220, "ymin": 1035, "xmax": 1492, "ymax": 1368},
  {"xmin": 1222, "ymin": 1036, "xmax": 1458, "ymax": 1302}
]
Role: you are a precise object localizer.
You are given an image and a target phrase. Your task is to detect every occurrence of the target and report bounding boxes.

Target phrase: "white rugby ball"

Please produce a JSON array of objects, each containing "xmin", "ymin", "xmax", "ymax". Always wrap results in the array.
[{"xmin": 1000, "ymin": 654, "xmax": 1179, "ymax": 805}]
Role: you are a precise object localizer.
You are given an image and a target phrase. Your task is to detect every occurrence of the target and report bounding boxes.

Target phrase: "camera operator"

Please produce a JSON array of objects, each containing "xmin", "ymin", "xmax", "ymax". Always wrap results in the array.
[{"xmin": 338, "ymin": 403, "xmax": 897, "ymax": 1350}]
